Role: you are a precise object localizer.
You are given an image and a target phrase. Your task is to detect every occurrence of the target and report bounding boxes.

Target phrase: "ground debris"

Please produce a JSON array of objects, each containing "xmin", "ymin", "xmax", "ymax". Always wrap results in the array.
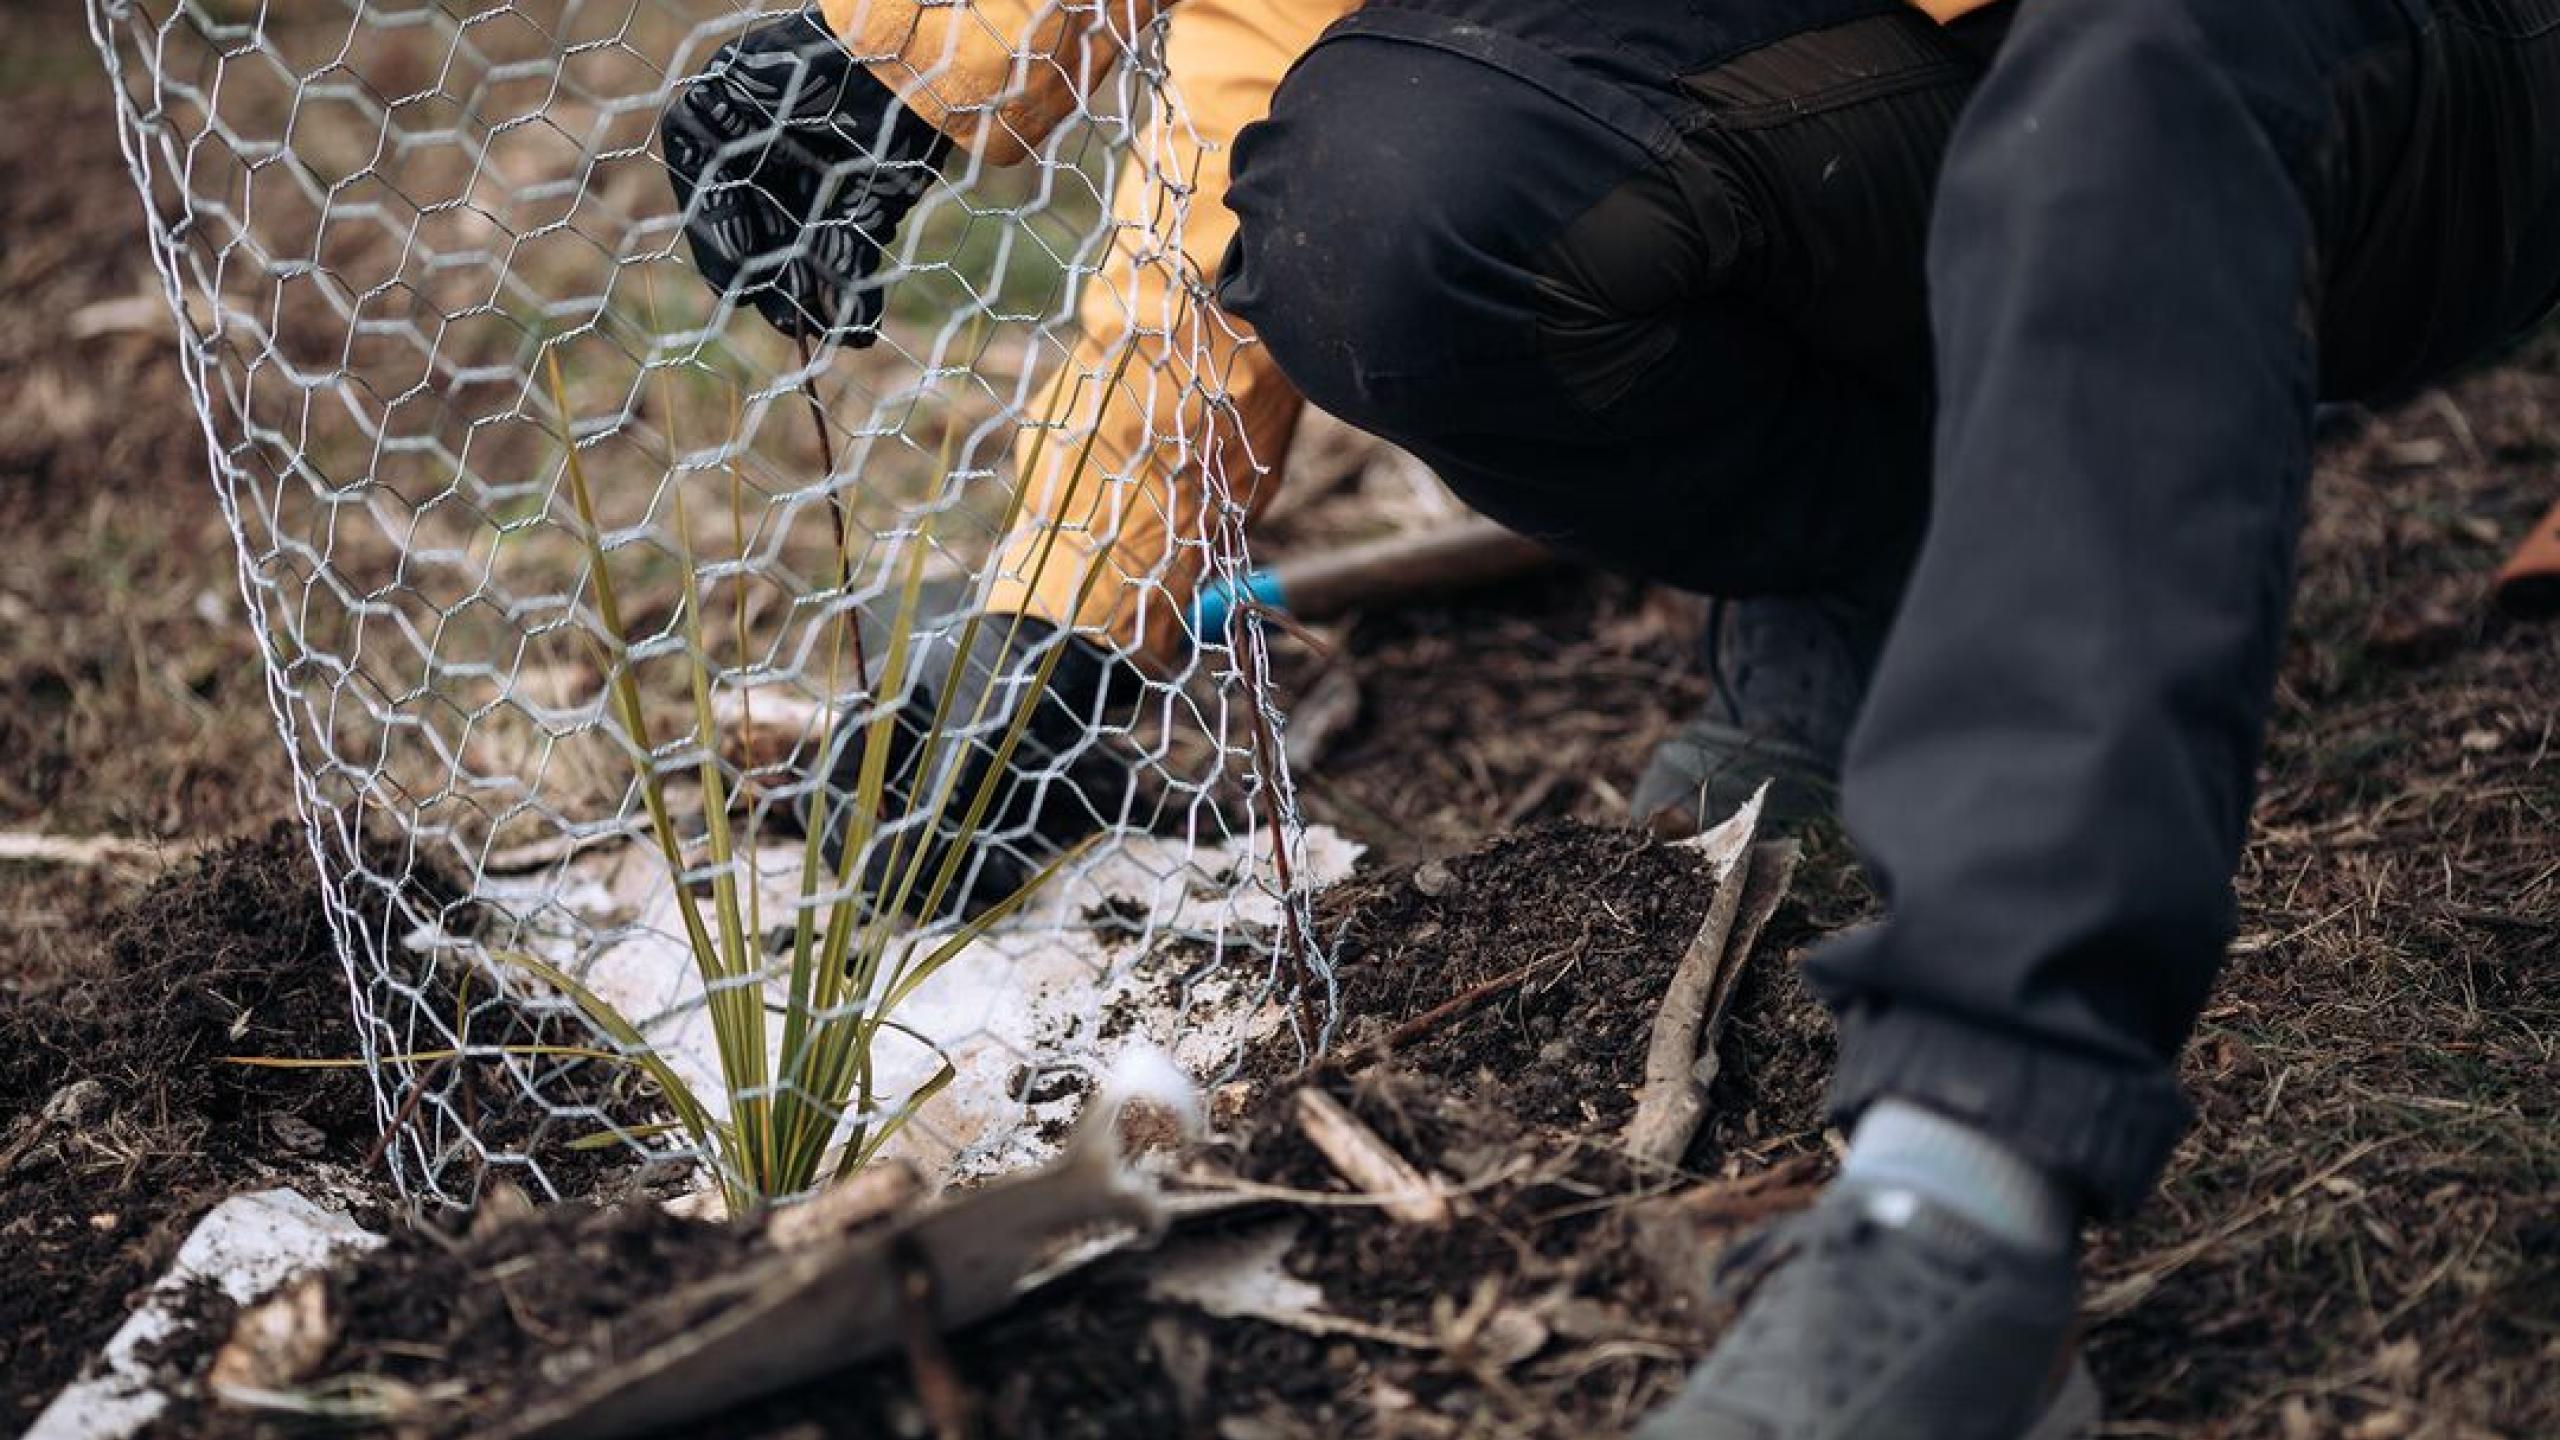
[
  {"xmin": 1293, "ymin": 1088, "xmax": 1453, "ymax": 1227},
  {"xmin": 1, "ymin": 824, "xmax": 642, "ymax": 1426},
  {"xmin": 1265, "ymin": 820, "xmax": 1729, "ymax": 1137}
]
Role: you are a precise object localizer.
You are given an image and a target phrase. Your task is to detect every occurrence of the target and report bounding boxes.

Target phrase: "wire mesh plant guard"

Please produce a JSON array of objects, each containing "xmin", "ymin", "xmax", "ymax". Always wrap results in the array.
[{"xmin": 84, "ymin": 0, "xmax": 1345, "ymax": 1206}]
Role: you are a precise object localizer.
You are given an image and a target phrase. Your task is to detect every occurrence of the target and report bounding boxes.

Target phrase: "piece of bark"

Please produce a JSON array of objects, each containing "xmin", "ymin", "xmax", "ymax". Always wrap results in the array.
[
  {"xmin": 767, "ymin": 1161, "xmax": 925, "ymax": 1250},
  {"xmin": 1690, "ymin": 840, "xmax": 1802, "ymax": 1097},
  {"xmin": 1623, "ymin": 796, "xmax": 1764, "ymax": 1169},
  {"xmin": 1292, "ymin": 1087, "xmax": 1450, "ymax": 1226},
  {"xmin": 496, "ymin": 1052, "xmax": 1203, "ymax": 1440}
]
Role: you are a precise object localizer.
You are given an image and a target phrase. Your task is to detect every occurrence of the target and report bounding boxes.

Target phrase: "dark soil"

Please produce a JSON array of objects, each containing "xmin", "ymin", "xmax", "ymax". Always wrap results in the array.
[
  {"xmin": 124, "ymin": 820, "xmax": 1798, "ymax": 1440},
  {"xmin": 1276, "ymin": 573, "xmax": 1712, "ymax": 868},
  {"xmin": 141, "ymin": 1200, "xmax": 771, "ymax": 1440},
  {"xmin": 143, "ymin": 1193, "xmax": 1209, "ymax": 1440},
  {"xmin": 132, "ymin": 1090, "xmax": 1717, "ymax": 1440},
  {"xmin": 1, "ymin": 826, "xmax": 381, "ymax": 1425},
  {"xmin": 0, "ymin": 825, "xmax": 641, "ymax": 1428},
  {"xmin": 1243, "ymin": 817, "xmax": 1841, "ymax": 1179},
  {"xmin": 1280, "ymin": 821, "xmax": 1719, "ymax": 1132}
]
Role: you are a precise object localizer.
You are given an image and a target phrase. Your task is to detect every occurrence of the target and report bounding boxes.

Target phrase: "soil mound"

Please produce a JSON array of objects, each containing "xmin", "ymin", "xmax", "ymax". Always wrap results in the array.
[
  {"xmin": 114, "ymin": 820, "xmax": 1837, "ymax": 1440},
  {"xmin": 1286, "ymin": 821, "xmax": 1715, "ymax": 1129},
  {"xmin": 0, "ymin": 824, "xmax": 630, "ymax": 1427}
]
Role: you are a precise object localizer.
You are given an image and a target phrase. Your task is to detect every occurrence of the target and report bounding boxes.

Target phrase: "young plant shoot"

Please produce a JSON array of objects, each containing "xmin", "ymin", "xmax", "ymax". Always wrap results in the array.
[{"xmin": 518, "ymin": 340, "xmax": 1135, "ymax": 1211}]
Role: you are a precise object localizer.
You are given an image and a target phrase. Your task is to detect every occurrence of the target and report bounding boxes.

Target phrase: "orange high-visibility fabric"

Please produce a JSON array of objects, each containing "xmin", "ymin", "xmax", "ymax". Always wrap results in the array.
[
  {"xmin": 823, "ymin": 0, "xmax": 1990, "ymax": 162},
  {"xmin": 820, "ymin": 0, "xmax": 1346, "ymax": 661},
  {"xmin": 820, "ymin": 0, "xmax": 1168, "ymax": 165},
  {"xmin": 819, "ymin": 0, "xmax": 1972, "ymax": 659},
  {"xmin": 981, "ymin": 0, "xmax": 1348, "ymax": 662}
]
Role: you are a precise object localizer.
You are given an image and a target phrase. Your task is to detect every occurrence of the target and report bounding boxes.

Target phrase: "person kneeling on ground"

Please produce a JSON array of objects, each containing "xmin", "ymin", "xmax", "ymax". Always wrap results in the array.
[
  {"xmin": 660, "ymin": 0, "xmax": 1869, "ymax": 920},
  {"xmin": 662, "ymin": 1, "xmax": 2560, "ymax": 1434}
]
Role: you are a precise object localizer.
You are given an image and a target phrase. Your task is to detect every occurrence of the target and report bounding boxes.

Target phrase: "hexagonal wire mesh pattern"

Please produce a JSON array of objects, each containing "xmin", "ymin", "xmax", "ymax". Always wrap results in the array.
[{"xmin": 85, "ymin": 0, "xmax": 1335, "ymax": 1204}]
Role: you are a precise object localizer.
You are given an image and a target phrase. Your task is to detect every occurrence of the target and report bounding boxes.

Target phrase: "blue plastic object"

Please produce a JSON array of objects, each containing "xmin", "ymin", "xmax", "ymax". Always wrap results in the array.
[{"xmin": 1188, "ymin": 568, "xmax": 1289, "ymax": 642}]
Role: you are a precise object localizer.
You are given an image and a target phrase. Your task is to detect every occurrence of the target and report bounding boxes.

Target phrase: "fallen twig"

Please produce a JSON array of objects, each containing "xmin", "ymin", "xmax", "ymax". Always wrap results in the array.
[
  {"xmin": 1623, "ymin": 796, "xmax": 1765, "ymax": 1169},
  {"xmin": 1627, "ymin": 1154, "xmax": 1831, "ymax": 1311},
  {"xmin": 1658, "ymin": 1152, "xmax": 1829, "ymax": 1228},
  {"xmin": 1292, "ymin": 1087, "xmax": 1451, "ymax": 1226},
  {"xmin": 0, "ymin": 829, "xmax": 209, "ymax": 871},
  {"xmin": 1334, "ymin": 950, "xmax": 1572, "ymax": 1074},
  {"xmin": 1173, "ymin": 1157, "xmax": 1533, "ymax": 1212}
]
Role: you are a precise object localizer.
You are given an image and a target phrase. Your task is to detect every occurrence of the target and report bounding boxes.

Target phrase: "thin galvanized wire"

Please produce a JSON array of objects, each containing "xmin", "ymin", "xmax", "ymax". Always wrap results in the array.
[{"xmin": 85, "ymin": 0, "xmax": 1333, "ymax": 1204}]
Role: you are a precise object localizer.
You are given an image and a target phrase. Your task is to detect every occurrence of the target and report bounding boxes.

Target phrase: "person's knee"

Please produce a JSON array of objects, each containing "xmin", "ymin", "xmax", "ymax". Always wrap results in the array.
[
  {"xmin": 1991, "ymin": 0, "xmax": 2377, "ymax": 149},
  {"xmin": 1217, "ymin": 42, "xmax": 1501, "ymax": 432},
  {"xmin": 1216, "ymin": 33, "xmax": 1653, "ymax": 439}
]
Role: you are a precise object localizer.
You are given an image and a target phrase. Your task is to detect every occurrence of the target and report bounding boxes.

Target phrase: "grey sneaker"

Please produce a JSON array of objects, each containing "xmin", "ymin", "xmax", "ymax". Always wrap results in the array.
[
  {"xmin": 1635, "ymin": 1185, "xmax": 2100, "ymax": 1440},
  {"xmin": 1632, "ymin": 590, "xmax": 1892, "ymax": 836}
]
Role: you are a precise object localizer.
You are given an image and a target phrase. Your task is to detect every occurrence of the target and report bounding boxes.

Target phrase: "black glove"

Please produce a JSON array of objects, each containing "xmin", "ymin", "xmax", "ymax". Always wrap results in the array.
[
  {"xmin": 802, "ymin": 592, "xmax": 1141, "ymax": 924},
  {"xmin": 661, "ymin": 10, "xmax": 950, "ymax": 343}
]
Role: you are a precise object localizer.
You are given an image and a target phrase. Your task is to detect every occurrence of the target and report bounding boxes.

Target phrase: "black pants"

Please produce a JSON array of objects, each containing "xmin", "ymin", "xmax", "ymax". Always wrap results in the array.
[{"xmin": 1219, "ymin": 0, "xmax": 2560, "ymax": 1214}]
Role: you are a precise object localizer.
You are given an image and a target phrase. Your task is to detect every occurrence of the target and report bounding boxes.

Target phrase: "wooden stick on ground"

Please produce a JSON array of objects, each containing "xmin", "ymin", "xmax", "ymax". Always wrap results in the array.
[
  {"xmin": 0, "ymin": 830, "xmax": 210, "ymax": 871},
  {"xmin": 1332, "ymin": 950, "xmax": 1570, "ymax": 1075},
  {"xmin": 1292, "ymin": 1087, "xmax": 1452, "ymax": 1226},
  {"xmin": 1623, "ymin": 792, "xmax": 1791, "ymax": 1171},
  {"xmin": 1691, "ymin": 840, "xmax": 1802, "ymax": 1098},
  {"xmin": 1624, "ymin": 838, "xmax": 1798, "ymax": 1170}
]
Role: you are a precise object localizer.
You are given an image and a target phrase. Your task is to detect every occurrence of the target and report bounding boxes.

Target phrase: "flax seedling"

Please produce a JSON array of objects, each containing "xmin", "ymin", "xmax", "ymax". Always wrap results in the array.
[{"xmin": 516, "ymin": 339, "xmax": 1136, "ymax": 1212}]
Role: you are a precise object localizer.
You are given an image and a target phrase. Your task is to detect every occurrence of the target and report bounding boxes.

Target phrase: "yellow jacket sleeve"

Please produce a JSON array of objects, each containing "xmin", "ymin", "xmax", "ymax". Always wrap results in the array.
[
  {"xmin": 820, "ymin": 0, "xmax": 1171, "ymax": 165},
  {"xmin": 974, "ymin": 0, "xmax": 1357, "ymax": 665},
  {"xmin": 826, "ymin": 0, "xmax": 2001, "ymax": 160},
  {"xmin": 846, "ymin": 0, "xmax": 1987, "ymax": 661}
]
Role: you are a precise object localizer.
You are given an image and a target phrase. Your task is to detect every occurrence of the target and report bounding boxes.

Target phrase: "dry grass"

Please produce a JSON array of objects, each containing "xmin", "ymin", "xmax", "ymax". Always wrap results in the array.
[
  {"xmin": 0, "ymin": 32, "xmax": 294, "ymax": 989},
  {"xmin": 1274, "ymin": 364, "xmax": 2559, "ymax": 1440}
]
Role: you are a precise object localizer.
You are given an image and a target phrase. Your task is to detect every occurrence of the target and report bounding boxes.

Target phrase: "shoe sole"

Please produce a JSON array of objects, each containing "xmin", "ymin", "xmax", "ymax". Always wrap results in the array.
[{"xmin": 2022, "ymin": 1360, "xmax": 2103, "ymax": 1440}]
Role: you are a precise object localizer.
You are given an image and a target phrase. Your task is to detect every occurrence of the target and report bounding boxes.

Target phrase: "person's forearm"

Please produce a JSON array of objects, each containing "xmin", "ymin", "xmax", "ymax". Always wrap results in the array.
[
  {"xmin": 985, "ymin": 317, "xmax": 1302, "ymax": 666},
  {"xmin": 821, "ymin": 0, "xmax": 1172, "ymax": 164},
  {"xmin": 982, "ymin": 0, "xmax": 1352, "ymax": 665}
]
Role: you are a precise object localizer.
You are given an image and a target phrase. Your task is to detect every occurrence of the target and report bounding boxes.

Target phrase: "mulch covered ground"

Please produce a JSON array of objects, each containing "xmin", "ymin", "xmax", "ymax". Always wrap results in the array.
[
  {"xmin": 4, "ymin": 3, "xmax": 2554, "ymax": 1434},
  {"xmin": 0, "ymin": 825, "xmax": 647, "ymax": 1428},
  {"xmin": 0, "ymin": 32, "xmax": 659, "ymax": 1430},
  {"xmin": 1283, "ymin": 821, "xmax": 1721, "ymax": 1131},
  {"xmin": 133, "ymin": 817, "xmax": 1794, "ymax": 1440}
]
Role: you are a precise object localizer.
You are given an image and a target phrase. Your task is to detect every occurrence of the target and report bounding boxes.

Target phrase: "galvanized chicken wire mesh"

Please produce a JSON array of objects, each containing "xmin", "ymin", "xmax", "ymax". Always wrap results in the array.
[{"xmin": 86, "ymin": 0, "xmax": 1335, "ymax": 1204}]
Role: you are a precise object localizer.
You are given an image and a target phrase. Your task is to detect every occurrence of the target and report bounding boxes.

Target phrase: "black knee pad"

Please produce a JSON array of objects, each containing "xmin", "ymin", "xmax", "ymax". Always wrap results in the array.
[{"xmin": 1215, "ymin": 21, "xmax": 1662, "ymax": 439}]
